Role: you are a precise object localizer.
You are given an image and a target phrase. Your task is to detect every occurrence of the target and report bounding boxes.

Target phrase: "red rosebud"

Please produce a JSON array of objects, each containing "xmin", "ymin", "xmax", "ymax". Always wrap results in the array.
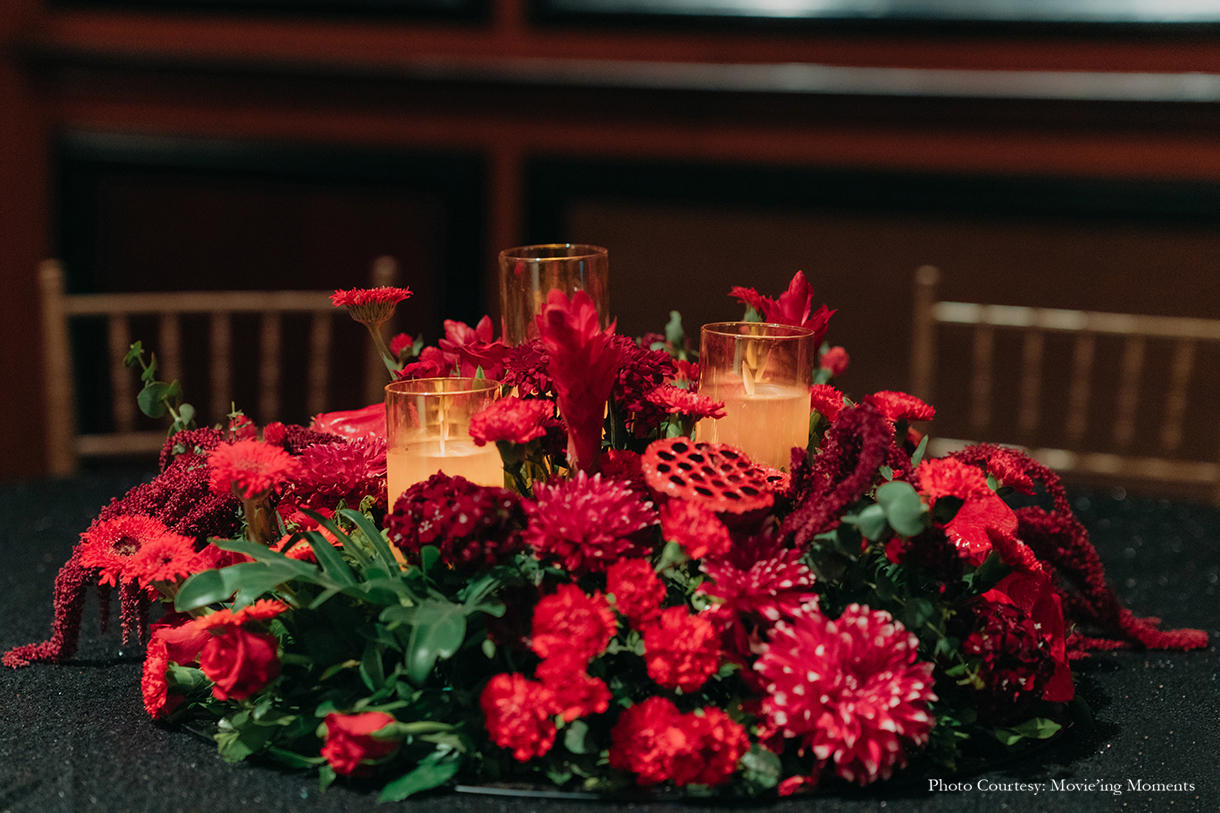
[
  {"xmin": 199, "ymin": 627, "xmax": 281, "ymax": 701},
  {"xmin": 819, "ymin": 346, "xmax": 849, "ymax": 376},
  {"xmin": 321, "ymin": 711, "xmax": 401, "ymax": 777}
]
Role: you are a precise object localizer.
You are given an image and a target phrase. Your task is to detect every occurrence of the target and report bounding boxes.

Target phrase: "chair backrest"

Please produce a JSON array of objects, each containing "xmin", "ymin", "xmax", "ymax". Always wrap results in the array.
[
  {"xmin": 41, "ymin": 257, "xmax": 399, "ymax": 476},
  {"xmin": 911, "ymin": 265, "xmax": 1220, "ymax": 501}
]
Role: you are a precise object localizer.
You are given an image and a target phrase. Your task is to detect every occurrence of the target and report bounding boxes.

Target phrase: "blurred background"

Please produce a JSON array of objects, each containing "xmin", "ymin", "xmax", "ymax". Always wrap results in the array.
[{"xmin": 2, "ymin": 0, "xmax": 1220, "ymax": 496}]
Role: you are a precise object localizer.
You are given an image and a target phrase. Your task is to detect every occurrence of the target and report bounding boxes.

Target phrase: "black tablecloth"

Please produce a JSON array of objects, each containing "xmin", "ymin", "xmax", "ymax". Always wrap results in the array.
[{"xmin": 2, "ymin": 471, "xmax": 1217, "ymax": 813}]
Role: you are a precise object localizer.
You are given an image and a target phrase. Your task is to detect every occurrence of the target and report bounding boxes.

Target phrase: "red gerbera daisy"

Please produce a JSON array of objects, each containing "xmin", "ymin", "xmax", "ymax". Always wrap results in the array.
[
  {"xmin": 208, "ymin": 439, "xmax": 299, "ymax": 500},
  {"xmin": 78, "ymin": 514, "xmax": 174, "ymax": 587},
  {"xmin": 754, "ymin": 604, "xmax": 938, "ymax": 786},
  {"xmin": 469, "ymin": 396, "xmax": 552, "ymax": 447},
  {"xmin": 641, "ymin": 606, "xmax": 722, "ymax": 693},
  {"xmin": 330, "ymin": 286, "xmax": 413, "ymax": 326},
  {"xmin": 125, "ymin": 530, "xmax": 200, "ymax": 588},
  {"xmin": 523, "ymin": 472, "xmax": 658, "ymax": 574}
]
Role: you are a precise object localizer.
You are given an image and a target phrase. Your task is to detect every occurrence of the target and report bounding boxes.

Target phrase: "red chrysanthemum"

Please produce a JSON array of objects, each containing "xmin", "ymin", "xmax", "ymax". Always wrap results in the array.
[
  {"xmin": 608, "ymin": 697, "xmax": 748, "ymax": 787},
  {"xmin": 208, "ymin": 439, "xmax": 299, "ymax": 500},
  {"xmin": 501, "ymin": 339, "xmax": 554, "ymax": 399},
  {"xmin": 809, "ymin": 384, "xmax": 845, "ymax": 423},
  {"xmin": 611, "ymin": 335, "xmax": 677, "ymax": 435},
  {"xmin": 529, "ymin": 583, "xmax": 618, "ymax": 665},
  {"xmin": 660, "ymin": 499, "xmax": 732, "ymax": 560},
  {"xmin": 641, "ymin": 606, "xmax": 722, "ymax": 693},
  {"xmin": 819, "ymin": 346, "xmax": 849, "ymax": 376},
  {"xmin": 480, "ymin": 673, "xmax": 557, "ymax": 762},
  {"xmin": 125, "ymin": 530, "xmax": 200, "ymax": 588},
  {"xmin": 386, "ymin": 473, "xmax": 527, "ymax": 569},
  {"xmin": 330, "ymin": 286, "xmax": 413, "ymax": 326},
  {"xmin": 646, "ymin": 384, "xmax": 726, "ymax": 421},
  {"xmin": 755, "ymin": 605, "xmax": 937, "ymax": 786},
  {"xmin": 287, "ymin": 435, "xmax": 387, "ymax": 511},
  {"xmin": 699, "ymin": 547, "xmax": 819, "ymax": 625},
  {"xmin": 863, "ymin": 390, "xmax": 936, "ymax": 423},
  {"xmin": 668, "ymin": 359, "xmax": 700, "ymax": 386},
  {"xmin": 469, "ymin": 396, "xmax": 552, "ymax": 447},
  {"xmin": 78, "ymin": 514, "xmax": 174, "ymax": 587},
  {"xmin": 535, "ymin": 659, "xmax": 611, "ymax": 722},
  {"xmin": 598, "ymin": 448, "xmax": 647, "ymax": 493},
  {"xmin": 523, "ymin": 472, "xmax": 658, "ymax": 574},
  {"xmin": 605, "ymin": 558, "xmax": 666, "ymax": 626},
  {"xmin": 536, "ymin": 289, "xmax": 623, "ymax": 473}
]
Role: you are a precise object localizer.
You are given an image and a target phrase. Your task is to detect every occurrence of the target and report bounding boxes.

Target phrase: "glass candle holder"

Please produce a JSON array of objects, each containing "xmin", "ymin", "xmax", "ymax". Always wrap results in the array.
[
  {"xmin": 697, "ymin": 322, "xmax": 815, "ymax": 470},
  {"xmin": 385, "ymin": 377, "xmax": 504, "ymax": 505},
  {"xmin": 498, "ymin": 243, "xmax": 610, "ymax": 346}
]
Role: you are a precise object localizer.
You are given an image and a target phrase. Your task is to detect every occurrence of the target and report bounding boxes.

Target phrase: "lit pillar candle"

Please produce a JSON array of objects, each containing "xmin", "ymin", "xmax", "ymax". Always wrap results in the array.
[
  {"xmin": 697, "ymin": 322, "xmax": 815, "ymax": 470},
  {"xmin": 498, "ymin": 244, "xmax": 610, "ymax": 346},
  {"xmin": 385, "ymin": 378, "xmax": 503, "ymax": 505}
]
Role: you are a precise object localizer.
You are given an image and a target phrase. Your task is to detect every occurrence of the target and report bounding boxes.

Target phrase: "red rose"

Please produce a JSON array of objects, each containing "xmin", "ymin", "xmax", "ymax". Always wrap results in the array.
[
  {"xmin": 321, "ymin": 711, "xmax": 401, "ymax": 777},
  {"xmin": 199, "ymin": 627, "xmax": 281, "ymax": 701}
]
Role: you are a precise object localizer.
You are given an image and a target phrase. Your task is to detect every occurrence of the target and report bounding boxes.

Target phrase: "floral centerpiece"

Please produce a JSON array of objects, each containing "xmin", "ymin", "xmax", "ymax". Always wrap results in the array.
[{"xmin": 6, "ymin": 270, "xmax": 1207, "ymax": 802}]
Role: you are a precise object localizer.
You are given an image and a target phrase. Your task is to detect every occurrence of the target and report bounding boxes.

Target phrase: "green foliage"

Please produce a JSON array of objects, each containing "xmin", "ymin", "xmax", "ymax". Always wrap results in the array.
[{"xmin": 124, "ymin": 341, "xmax": 195, "ymax": 435}]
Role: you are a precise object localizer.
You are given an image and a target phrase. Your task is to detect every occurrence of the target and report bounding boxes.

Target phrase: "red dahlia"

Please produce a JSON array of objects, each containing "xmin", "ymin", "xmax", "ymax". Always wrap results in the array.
[
  {"xmin": 699, "ymin": 546, "xmax": 819, "ymax": 657},
  {"xmin": 755, "ymin": 604, "xmax": 937, "ymax": 786},
  {"xmin": 523, "ymin": 472, "xmax": 657, "ymax": 574}
]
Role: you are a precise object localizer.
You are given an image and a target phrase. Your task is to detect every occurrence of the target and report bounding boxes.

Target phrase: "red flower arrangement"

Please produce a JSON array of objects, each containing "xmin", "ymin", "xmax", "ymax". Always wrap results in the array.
[{"xmin": 5, "ymin": 267, "xmax": 1210, "ymax": 806}]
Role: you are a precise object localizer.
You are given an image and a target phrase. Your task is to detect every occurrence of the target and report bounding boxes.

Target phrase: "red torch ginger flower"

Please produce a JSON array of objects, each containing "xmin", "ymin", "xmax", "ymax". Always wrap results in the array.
[
  {"xmin": 730, "ymin": 271, "xmax": 836, "ymax": 347},
  {"xmin": 529, "ymin": 583, "xmax": 618, "ymax": 665},
  {"xmin": 208, "ymin": 439, "xmax": 299, "ymax": 500},
  {"xmin": 321, "ymin": 711, "xmax": 401, "ymax": 777},
  {"xmin": 755, "ymin": 604, "xmax": 937, "ymax": 787},
  {"xmin": 646, "ymin": 385, "xmax": 726, "ymax": 421},
  {"xmin": 641, "ymin": 606, "xmax": 722, "ymax": 693},
  {"xmin": 78, "ymin": 514, "xmax": 174, "ymax": 587},
  {"xmin": 536, "ymin": 289, "xmax": 622, "ymax": 473},
  {"xmin": 480, "ymin": 673, "xmax": 557, "ymax": 761},
  {"xmin": 660, "ymin": 499, "xmax": 731, "ymax": 560},
  {"xmin": 524, "ymin": 472, "xmax": 658, "ymax": 574},
  {"xmin": 331, "ymin": 286, "xmax": 413, "ymax": 326},
  {"xmin": 605, "ymin": 557, "xmax": 666, "ymax": 626},
  {"xmin": 469, "ymin": 396, "xmax": 552, "ymax": 447}
]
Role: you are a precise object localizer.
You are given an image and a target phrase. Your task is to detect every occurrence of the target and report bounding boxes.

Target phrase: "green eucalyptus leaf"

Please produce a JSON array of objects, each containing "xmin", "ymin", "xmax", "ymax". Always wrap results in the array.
[
  {"xmin": 856, "ymin": 503, "xmax": 888, "ymax": 541},
  {"xmin": 378, "ymin": 749, "xmax": 460, "ymax": 802},
  {"xmin": 664, "ymin": 310, "xmax": 685, "ymax": 349},
  {"xmin": 564, "ymin": 719, "xmax": 592, "ymax": 754},
  {"xmin": 910, "ymin": 433, "xmax": 930, "ymax": 468},
  {"xmin": 1010, "ymin": 717, "xmax": 1062, "ymax": 740},
  {"xmin": 137, "ymin": 382, "xmax": 172, "ymax": 419},
  {"xmin": 971, "ymin": 550, "xmax": 1012, "ymax": 594},
  {"xmin": 876, "ymin": 480, "xmax": 926, "ymax": 537},
  {"xmin": 123, "ymin": 341, "xmax": 144, "ymax": 368}
]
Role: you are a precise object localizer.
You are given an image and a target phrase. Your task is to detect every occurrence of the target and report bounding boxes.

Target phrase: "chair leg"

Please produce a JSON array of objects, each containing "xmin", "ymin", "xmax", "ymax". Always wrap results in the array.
[{"xmin": 40, "ymin": 260, "xmax": 79, "ymax": 476}]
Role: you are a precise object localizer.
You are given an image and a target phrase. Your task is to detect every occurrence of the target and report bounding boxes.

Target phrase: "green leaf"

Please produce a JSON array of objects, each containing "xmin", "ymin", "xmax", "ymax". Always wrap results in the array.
[
  {"xmin": 856, "ymin": 503, "xmax": 888, "ymax": 541},
  {"xmin": 564, "ymin": 719, "xmax": 592, "ymax": 754},
  {"xmin": 378, "ymin": 749, "xmax": 460, "ymax": 802},
  {"xmin": 876, "ymin": 480, "xmax": 926, "ymax": 537},
  {"xmin": 970, "ymin": 550, "xmax": 1012, "ymax": 594},
  {"xmin": 910, "ymin": 433, "xmax": 930, "ymax": 468},
  {"xmin": 340, "ymin": 508, "xmax": 402, "ymax": 575},
  {"xmin": 123, "ymin": 341, "xmax": 144, "ymax": 368},
  {"xmin": 739, "ymin": 744, "xmax": 782, "ymax": 792},
  {"xmin": 173, "ymin": 402, "xmax": 196, "ymax": 431},
  {"xmin": 174, "ymin": 569, "xmax": 232, "ymax": 611},
  {"xmin": 382, "ymin": 599, "xmax": 471, "ymax": 686},
  {"xmin": 1010, "ymin": 717, "xmax": 1062, "ymax": 740},
  {"xmin": 420, "ymin": 545, "xmax": 441, "ymax": 575},
  {"xmin": 360, "ymin": 639, "xmax": 386, "ymax": 691},
  {"xmin": 664, "ymin": 310, "xmax": 685, "ymax": 350},
  {"xmin": 137, "ymin": 382, "xmax": 172, "ymax": 419},
  {"xmin": 319, "ymin": 763, "xmax": 336, "ymax": 792}
]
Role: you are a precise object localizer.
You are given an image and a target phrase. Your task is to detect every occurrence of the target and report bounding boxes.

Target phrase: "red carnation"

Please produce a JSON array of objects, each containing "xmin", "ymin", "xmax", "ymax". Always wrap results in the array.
[
  {"xmin": 755, "ymin": 605, "xmax": 937, "ymax": 786},
  {"xmin": 523, "ymin": 472, "xmax": 658, "ymax": 574},
  {"xmin": 530, "ymin": 583, "xmax": 618, "ymax": 665},
  {"xmin": 469, "ymin": 396, "xmax": 552, "ymax": 447},
  {"xmin": 645, "ymin": 385, "xmax": 726, "ymax": 421},
  {"xmin": 208, "ymin": 439, "xmax": 299, "ymax": 500},
  {"xmin": 641, "ymin": 606, "xmax": 722, "ymax": 693},
  {"xmin": 140, "ymin": 632, "xmax": 184, "ymax": 719},
  {"xmin": 809, "ymin": 384, "xmax": 845, "ymax": 423},
  {"xmin": 321, "ymin": 711, "xmax": 401, "ymax": 777},
  {"xmin": 819, "ymin": 346, "xmax": 850, "ymax": 376},
  {"xmin": 660, "ymin": 499, "xmax": 732, "ymax": 560},
  {"xmin": 863, "ymin": 390, "xmax": 936, "ymax": 423},
  {"xmin": 605, "ymin": 558, "xmax": 666, "ymax": 626},
  {"xmin": 480, "ymin": 673, "xmax": 557, "ymax": 761},
  {"xmin": 331, "ymin": 286, "xmax": 413, "ymax": 326},
  {"xmin": 199, "ymin": 626, "xmax": 281, "ymax": 701},
  {"xmin": 535, "ymin": 659, "xmax": 611, "ymax": 722},
  {"xmin": 608, "ymin": 697, "xmax": 748, "ymax": 787}
]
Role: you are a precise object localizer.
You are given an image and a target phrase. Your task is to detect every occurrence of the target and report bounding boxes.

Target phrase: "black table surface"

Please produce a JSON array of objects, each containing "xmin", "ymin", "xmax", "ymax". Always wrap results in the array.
[{"xmin": 2, "ymin": 470, "xmax": 1217, "ymax": 813}]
